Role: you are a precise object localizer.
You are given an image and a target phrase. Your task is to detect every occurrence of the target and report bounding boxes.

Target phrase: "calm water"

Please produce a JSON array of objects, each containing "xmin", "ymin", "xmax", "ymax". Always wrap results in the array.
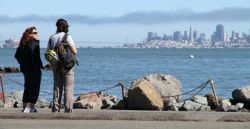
[{"xmin": 1, "ymin": 48, "xmax": 250, "ymax": 101}]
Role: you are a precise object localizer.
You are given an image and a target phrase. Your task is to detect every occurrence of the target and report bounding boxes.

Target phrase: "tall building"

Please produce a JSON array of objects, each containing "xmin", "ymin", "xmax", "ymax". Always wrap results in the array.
[
  {"xmin": 183, "ymin": 30, "xmax": 188, "ymax": 40},
  {"xmin": 231, "ymin": 30, "xmax": 235, "ymax": 41},
  {"xmin": 189, "ymin": 25, "xmax": 193, "ymax": 43},
  {"xmin": 235, "ymin": 32, "xmax": 240, "ymax": 39},
  {"xmin": 216, "ymin": 24, "xmax": 225, "ymax": 42},
  {"xmin": 197, "ymin": 33, "xmax": 206, "ymax": 44},
  {"xmin": 147, "ymin": 32, "xmax": 161, "ymax": 41},
  {"xmin": 193, "ymin": 30, "xmax": 198, "ymax": 42},
  {"xmin": 147, "ymin": 32, "xmax": 154, "ymax": 41},
  {"xmin": 173, "ymin": 31, "xmax": 182, "ymax": 41}
]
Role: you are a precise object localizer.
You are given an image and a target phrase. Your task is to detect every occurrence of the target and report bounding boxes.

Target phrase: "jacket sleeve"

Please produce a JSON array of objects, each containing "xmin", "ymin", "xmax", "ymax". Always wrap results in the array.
[
  {"xmin": 15, "ymin": 47, "xmax": 22, "ymax": 64},
  {"xmin": 29, "ymin": 40, "xmax": 43, "ymax": 70}
]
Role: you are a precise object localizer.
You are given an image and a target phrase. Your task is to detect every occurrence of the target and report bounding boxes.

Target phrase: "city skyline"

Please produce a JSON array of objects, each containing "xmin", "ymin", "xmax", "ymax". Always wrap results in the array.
[
  {"xmin": 146, "ymin": 24, "xmax": 250, "ymax": 42},
  {"xmin": 1, "ymin": 0, "xmax": 250, "ymax": 47}
]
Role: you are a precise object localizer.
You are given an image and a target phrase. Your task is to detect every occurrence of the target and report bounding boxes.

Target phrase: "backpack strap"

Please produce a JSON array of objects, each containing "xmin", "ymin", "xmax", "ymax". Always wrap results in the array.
[{"xmin": 61, "ymin": 33, "xmax": 69, "ymax": 45}]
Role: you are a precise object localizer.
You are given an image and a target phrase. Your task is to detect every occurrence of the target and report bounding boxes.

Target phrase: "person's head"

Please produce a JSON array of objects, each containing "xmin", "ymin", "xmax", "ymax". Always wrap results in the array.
[
  {"xmin": 19, "ymin": 26, "xmax": 38, "ymax": 47},
  {"xmin": 56, "ymin": 18, "xmax": 69, "ymax": 33}
]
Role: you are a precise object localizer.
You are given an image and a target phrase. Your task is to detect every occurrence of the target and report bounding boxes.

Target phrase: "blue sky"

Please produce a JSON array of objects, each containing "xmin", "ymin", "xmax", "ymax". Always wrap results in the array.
[{"xmin": 0, "ymin": 0, "xmax": 250, "ymax": 47}]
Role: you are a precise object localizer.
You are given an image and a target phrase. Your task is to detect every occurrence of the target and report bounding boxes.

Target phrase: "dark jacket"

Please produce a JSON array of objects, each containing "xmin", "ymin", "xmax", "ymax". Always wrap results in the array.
[{"xmin": 15, "ymin": 40, "xmax": 43, "ymax": 73}]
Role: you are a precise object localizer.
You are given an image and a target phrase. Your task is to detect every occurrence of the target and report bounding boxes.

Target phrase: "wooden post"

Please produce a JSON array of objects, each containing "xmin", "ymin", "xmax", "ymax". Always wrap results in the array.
[
  {"xmin": 210, "ymin": 79, "xmax": 219, "ymax": 106},
  {"xmin": 0, "ymin": 73, "xmax": 5, "ymax": 104}
]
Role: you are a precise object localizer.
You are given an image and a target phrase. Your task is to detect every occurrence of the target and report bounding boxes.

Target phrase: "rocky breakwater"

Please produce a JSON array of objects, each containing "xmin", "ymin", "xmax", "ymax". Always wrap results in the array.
[
  {"xmin": 1, "ymin": 73, "xmax": 250, "ymax": 113},
  {"xmin": 0, "ymin": 90, "xmax": 49, "ymax": 108},
  {"xmin": 0, "ymin": 66, "xmax": 20, "ymax": 73},
  {"xmin": 112, "ymin": 73, "xmax": 249, "ymax": 112}
]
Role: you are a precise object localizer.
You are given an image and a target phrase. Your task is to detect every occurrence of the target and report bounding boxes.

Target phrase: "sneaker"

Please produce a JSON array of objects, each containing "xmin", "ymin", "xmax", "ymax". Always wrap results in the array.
[
  {"xmin": 64, "ymin": 109, "xmax": 72, "ymax": 113},
  {"xmin": 23, "ymin": 107, "xmax": 30, "ymax": 113},
  {"xmin": 30, "ymin": 108, "xmax": 38, "ymax": 113}
]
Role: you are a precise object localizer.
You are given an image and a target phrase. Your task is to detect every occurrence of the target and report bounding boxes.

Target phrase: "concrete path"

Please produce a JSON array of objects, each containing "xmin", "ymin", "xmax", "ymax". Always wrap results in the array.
[
  {"xmin": 0, "ymin": 108, "xmax": 250, "ymax": 122},
  {"xmin": 1, "ymin": 119, "xmax": 250, "ymax": 129}
]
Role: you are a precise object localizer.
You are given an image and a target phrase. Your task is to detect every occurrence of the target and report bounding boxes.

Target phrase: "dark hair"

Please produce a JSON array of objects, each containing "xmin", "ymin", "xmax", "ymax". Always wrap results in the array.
[
  {"xmin": 19, "ymin": 26, "xmax": 37, "ymax": 47},
  {"xmin": 56, "ymin": 18, "xmax": 69, "ymax": 33}
]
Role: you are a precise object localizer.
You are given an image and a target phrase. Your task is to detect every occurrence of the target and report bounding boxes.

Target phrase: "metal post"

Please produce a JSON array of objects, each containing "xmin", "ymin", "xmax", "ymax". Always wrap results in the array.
[
  {"xmin": 118, "ymin": 82, "xmax": 126, "ymax": 101},
  {"xmin": 0, "ymin": 73, "xmax": 5, "ymax": 104},
  {"xmin": 210, "ymin": 79, "xmax": 219, "ymax": 106},
  {"xmin": 118, "ymin": 82, "xmax": 127, "ymax": 108}
]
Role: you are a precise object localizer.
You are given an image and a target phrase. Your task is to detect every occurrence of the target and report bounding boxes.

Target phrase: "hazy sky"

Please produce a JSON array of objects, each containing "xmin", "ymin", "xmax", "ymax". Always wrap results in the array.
[{"xmin": 0, "ymin": 0, "xmax": 250, "ymax": 47}]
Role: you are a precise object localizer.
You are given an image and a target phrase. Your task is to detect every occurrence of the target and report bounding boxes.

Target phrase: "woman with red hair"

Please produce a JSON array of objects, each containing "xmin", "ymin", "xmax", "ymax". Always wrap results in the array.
[{"xmin": 15, "ymin": 26, "xmax": 43, "ymax": 113}]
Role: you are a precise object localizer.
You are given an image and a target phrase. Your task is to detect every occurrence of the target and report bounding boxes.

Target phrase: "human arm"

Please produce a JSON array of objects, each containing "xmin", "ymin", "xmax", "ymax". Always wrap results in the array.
[{"xmin": 67, "ymin": 34, "xmax": 77, "ymax": 55}]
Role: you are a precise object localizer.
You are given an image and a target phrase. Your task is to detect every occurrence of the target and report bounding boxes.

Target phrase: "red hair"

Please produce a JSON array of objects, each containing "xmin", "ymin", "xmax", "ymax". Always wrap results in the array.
[{"xmin": 19, "ymin": 26, "xmax": 37, "ymax": 47}]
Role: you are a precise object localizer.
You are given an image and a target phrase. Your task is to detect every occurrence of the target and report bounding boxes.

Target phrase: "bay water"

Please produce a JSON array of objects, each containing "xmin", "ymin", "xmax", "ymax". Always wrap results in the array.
[{"xmin": 1, "ymin": 48, "xmax": 250, "ymax": 101}]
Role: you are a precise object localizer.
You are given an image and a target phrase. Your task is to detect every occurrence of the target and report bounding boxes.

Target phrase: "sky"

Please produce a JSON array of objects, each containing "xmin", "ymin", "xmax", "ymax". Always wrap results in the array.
[{"xmin": 0, "ymin": 0, "xmax": 250, "ymax": 47}]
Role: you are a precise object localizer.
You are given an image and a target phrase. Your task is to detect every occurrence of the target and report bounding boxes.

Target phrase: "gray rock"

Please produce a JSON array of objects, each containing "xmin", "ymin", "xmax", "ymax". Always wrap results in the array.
[
  {"xmin": 191, "ymin": 95, "xmax": 208, "ymax": 105},
  {"xmin": 2, "ymin": 90, "xmax": 49, "ymax": 108},
  {"xmin": 182, "ymin": 100, "xmax": 211, "ymax": 112},
  {"xmin": 232, "ymin": 86, "xmax": 250, "ymax": 109},
  {"xmin": 132, "ymin": 74, "xmax": 182, "ymax": 103},
  {"xmin": 232, "ymin": 86, "xmax": 250, "ymax": 101}
]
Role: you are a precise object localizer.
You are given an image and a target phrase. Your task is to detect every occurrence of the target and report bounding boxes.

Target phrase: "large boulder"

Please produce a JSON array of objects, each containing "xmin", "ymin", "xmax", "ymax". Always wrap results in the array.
[
  {"xmin": 131, "ymin": 74, "xmax": 182, "ymax": 103},
  {"xmin": 74, "ymin": 93, "xmax": 103, "ymax": 109},
  {"xmin": 127, "ymin": 80, "xmax": 164, "ymax": 110},
  {"xmin": 232, "ymin": 86, "xmax": 250, "ymax": 109}
]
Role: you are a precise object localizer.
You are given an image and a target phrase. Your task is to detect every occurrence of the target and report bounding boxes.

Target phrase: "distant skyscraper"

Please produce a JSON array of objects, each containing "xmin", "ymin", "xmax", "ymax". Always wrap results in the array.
[
  {"xmin": 193, "ymin": 30, "xmax": 198, "ymax": 42},
  {"xmin": 147, "ymin": 32, "xmax": 154, "ymax": 41},
  {"xmin": 184, "ymin": 30, "xmax": 188, "ymax": 40},
  {"xmin": 173, "ymin": 31, "xmax": 182, "ymax": 41},
  {"xmin": 235, "ymin": 32, "xmax": 240, "ymax": 39},
  {"xmin": 216, "ymin": 24, "xmax": 224, "ymax": 42},
  {"xmin": 189, "ymin": 25, "xmax": 193, "ymax": 43},
  {"xmin": 231, "ymin": 30, "xmax": 235, "ymax": 40}
]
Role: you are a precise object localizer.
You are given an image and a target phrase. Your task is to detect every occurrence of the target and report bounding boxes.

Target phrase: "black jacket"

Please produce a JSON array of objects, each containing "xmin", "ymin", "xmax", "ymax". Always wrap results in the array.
[{"xmin": 15, "ymin": 40, "xmax": 43, "ymax": 73}]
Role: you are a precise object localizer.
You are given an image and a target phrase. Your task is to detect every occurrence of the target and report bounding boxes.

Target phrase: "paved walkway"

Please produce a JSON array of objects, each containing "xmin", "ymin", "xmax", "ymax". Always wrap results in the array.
[{"xmin": 0, "ymin": 108, "xmax": 250, "ymax": 122}]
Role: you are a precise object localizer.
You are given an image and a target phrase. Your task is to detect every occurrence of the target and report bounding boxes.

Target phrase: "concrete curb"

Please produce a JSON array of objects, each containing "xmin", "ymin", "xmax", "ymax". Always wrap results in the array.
[{"xmin": 0, "ymin": 108, "xmax": 250, "ymax": 122}]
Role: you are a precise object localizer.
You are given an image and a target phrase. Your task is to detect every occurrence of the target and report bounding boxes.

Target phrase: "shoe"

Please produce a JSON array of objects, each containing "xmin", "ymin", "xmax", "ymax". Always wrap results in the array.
[
  {"xmin": 30, "ymin": 108, "xmax": 38, "ymax": 113},
  {"xmin": 23, "ymin": 107, "xmax": 30, "ymax": 113},
  {"xmin": 64, "ymin": 109, "xmax": 72, "ymax": 113}
]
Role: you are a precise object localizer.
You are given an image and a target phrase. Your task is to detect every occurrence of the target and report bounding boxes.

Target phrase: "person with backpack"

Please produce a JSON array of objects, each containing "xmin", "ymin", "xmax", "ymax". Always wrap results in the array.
[
  {"xmin": 15, "ymin": 26, "xmax": 43, "ymax": 113},
  {"xmin": 47, "ymin": 19, "xmax": 77, "ymax": 113}
]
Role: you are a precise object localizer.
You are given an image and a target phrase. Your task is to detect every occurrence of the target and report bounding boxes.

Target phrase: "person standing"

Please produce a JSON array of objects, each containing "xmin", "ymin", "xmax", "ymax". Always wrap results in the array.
[
  {"xmin": 47, "ymin": 19, "xmax": 77, "ymax": 113},
  {"xmin": 15, "ymin": 26, "xmax": 43, "ymax": 113}
]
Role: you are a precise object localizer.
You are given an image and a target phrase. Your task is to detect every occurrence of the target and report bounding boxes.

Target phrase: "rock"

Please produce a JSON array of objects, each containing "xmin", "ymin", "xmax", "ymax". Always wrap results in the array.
[
  {"xmin": 1, "ymin": 90, "xmax": 49, "ymax": 108},
  {"xmin": 232, "ymin": 86, "xmax": 250, "ymax": 101},
  {"xmin": 162, "ymin": 97, "xmax": 178, "ymax": 111},
  {"xmin": 0, "ymin": 100, "xmax": 4, "ymax": 107},
  {"xmin": 36, "ymin": 97, "xmax": 50, "ymax": 108},
  {"xmin": 101, "ymin": 93, "xmax": 118, "ymax": 109},
  {"xmin": 236, "ymin": 103, "xmax": 244, "ymax": 109},
  {"xmin": 216, "ymin": 99, "xmax": 231, "ymax": 111},
  {"xmin": 112, "ymin": 100, "xmax": 127, "ymax": 109},
  {"xmin": 74, "ymin": 93, "xmax": 103, "ymax": 109},
  {"xmin": 205, "ymin": 93, "xmax": 222, "ymax": 110},
  {"xmin": 181, "ymin": 100, "xmax": 211, "ymax": 112},
  {"xmin": 232, "ymin": 86, "xmax": 250, "ymax": 109},
  {"xmin": 4, "ymin": 67, "xmax": 20, "ymax": 73},
  {"xmin": 191, "ymin": 95, "xmax": 208, "ymax": 105},
  {"xmin": 127, "ymin": 80, "xmax": 163, "ymax": 110},
  {"xmin": 131, "ymin": 74, "xmax": 182, "ymax": 103}
]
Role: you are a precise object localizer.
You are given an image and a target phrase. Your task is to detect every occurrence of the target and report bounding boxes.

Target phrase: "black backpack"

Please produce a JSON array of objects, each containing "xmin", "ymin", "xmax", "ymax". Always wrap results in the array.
[{"xmin": 54, "ymin": 33, "xmax": 79, "ymax": 73}]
